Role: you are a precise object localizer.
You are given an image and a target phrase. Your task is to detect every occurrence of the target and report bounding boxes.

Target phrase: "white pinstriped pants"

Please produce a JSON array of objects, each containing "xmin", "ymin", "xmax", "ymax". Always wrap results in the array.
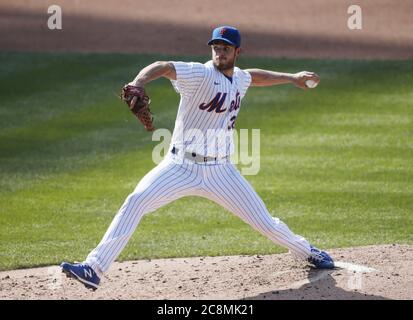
[{"xmin": 86, "ymin": 154, "xmax": 311, "ymax": 273}]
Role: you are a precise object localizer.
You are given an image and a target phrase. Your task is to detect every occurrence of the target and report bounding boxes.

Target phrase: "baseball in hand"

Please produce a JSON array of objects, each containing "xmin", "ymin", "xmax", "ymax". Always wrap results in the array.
[{"xmin": 305, "ymin": 79, "xmax": 318, "ymax": 88}]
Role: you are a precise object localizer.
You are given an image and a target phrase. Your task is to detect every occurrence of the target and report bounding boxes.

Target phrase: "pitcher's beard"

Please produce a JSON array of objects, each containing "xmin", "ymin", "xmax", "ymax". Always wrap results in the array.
[{"xmin": 214, "ymin": 60, "xmax": 235, "ymax": 71}]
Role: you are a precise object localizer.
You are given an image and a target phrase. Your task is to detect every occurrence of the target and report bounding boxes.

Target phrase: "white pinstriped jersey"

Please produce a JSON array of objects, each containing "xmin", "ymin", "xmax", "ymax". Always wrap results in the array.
[{"xmin": 170, "ymin": 60, "xmax": 252, "ymax": 157}]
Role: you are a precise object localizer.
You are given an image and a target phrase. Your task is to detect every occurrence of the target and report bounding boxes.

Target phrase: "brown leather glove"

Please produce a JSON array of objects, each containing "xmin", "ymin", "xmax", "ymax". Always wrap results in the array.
[{"xmin": 120, "ymin": 85, "xmax": 154, "ymax": 131}]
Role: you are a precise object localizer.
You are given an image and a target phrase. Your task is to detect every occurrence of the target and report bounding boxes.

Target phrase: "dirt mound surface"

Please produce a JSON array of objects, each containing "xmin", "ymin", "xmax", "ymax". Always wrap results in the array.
[
  {"xmin": 1, "ymin": 244, "xmax": 411, "ymax": 300},
  {"xmin": 1, "ymin": 0, "xmax": 412, "ymax": 59}
]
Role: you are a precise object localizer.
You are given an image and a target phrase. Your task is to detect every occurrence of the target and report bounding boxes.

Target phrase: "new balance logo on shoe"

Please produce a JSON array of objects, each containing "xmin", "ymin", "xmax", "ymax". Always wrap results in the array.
[{"xmin": 84, "ymin": 268, "xmax": 93, "ymax": 278}]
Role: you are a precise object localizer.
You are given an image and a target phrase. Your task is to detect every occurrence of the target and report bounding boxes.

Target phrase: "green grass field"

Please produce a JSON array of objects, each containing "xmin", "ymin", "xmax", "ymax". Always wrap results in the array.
[{"xmin": 0, "ymin": 52, "xmax": 412, "ymax": 271}]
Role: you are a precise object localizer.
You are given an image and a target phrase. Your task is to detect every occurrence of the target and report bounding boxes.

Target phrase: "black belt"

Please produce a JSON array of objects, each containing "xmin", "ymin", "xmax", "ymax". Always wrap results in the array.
[{"xmin": 171, "ymin": 147, "xmax": 226, "ymax": 163}]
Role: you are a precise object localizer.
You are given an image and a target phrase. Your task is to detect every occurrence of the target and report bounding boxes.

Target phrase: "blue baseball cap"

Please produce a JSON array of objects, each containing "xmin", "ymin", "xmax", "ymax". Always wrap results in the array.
[{"xmin": 207, "ymin": 26, "xmax": 241, "ymax": 48}]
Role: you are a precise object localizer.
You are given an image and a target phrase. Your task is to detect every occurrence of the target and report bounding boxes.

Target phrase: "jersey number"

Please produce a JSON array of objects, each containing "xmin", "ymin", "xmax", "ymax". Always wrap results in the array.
[{"xmin": 228, "ymin": 116, "xmax": 237, "ymax": 130}]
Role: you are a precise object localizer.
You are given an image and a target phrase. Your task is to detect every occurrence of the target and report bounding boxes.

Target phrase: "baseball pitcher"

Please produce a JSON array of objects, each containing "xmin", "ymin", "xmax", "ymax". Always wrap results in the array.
[{"xmin": 61, "ymin": 26, "xmax": 334, "ymax": 290}]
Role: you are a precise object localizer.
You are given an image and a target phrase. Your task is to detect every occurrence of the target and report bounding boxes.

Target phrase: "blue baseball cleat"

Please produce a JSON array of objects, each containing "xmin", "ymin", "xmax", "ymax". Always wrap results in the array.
[
  {"xmin": 307, "ymin": 246, "xmax": 335, "ymax": 269},
  {"xmin": 60, "ymin": 262, "xmax": 100, "ymax": 290}
]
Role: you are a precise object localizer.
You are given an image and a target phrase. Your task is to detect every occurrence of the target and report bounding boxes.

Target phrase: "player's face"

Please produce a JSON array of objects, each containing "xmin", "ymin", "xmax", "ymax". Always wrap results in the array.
[{"xmin": 211, "ymin": 42, "xmax": 241, "ymax": 71}]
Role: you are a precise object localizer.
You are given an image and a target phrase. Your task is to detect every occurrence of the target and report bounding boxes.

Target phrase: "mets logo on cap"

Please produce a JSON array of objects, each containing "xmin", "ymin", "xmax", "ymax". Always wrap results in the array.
[{"xmin": 207, "ymin": 26, "xmax": 241, "ymax": 47}]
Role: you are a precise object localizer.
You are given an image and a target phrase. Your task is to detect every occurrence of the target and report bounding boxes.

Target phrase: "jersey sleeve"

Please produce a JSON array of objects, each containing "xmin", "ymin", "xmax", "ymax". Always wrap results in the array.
[
  {"xmin": 239, "ymin": 69, "xmax": 252, "ymax": 98},
  {"xmin": 170, "ymin": 62, "xmax": 206, "ymax": 99}
]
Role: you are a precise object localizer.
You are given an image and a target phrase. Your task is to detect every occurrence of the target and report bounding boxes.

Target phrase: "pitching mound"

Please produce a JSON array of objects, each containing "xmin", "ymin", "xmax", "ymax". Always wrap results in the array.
[{"xmin": 0, "ymin": 244, "xmax": 411, "ymax": 300}]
